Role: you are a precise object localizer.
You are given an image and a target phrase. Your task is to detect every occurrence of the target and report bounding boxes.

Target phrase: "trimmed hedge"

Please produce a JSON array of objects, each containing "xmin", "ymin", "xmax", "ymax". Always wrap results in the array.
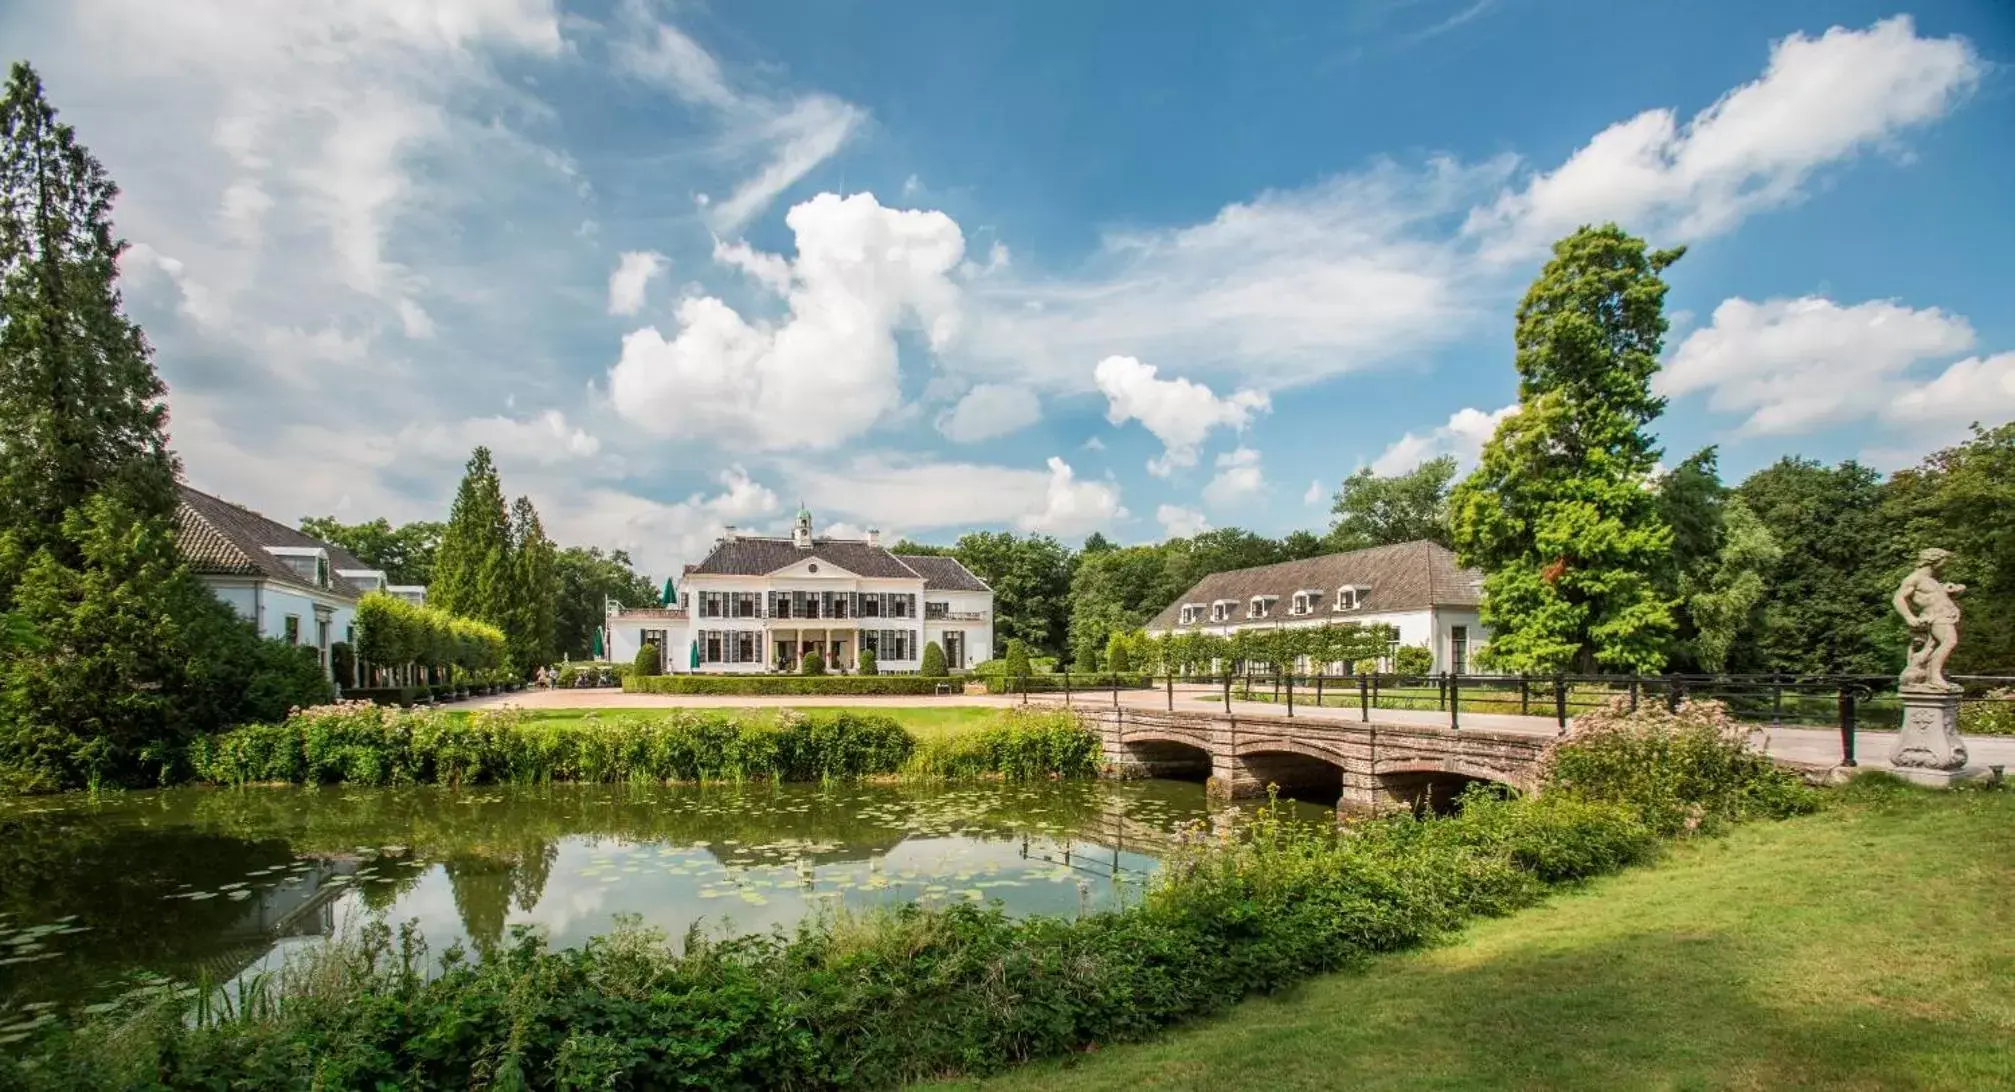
[
  {"xmin": 343, "ymin": 686, "xmax": 435, "ymax": 708},
  {"xmin": 625, "ymin": 674, "xmax": 954, "ymax": 696},
  {"xmin": 981, "ymin": 672, "xmax": 1152, "ymax": 694},
  {"xmin": 186, "ymin": 705, "xmax": 1095, "ymax": 787},
  {"xmin": 556, "ymin": 662, "xmax": 630, "ymax": 688}
]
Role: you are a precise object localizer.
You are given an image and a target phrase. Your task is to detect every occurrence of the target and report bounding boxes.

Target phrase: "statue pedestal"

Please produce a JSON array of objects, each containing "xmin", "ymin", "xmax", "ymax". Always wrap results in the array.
[{"xmin": 1891, "ymin": 688, "xmax": 1968, "ymax": 772}]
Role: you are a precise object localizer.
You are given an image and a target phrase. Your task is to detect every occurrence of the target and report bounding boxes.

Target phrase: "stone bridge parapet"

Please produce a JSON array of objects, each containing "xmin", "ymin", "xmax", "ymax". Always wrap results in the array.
[{"xmin": 1076, "ymin": 705, "xmax": 1555, "ymax": 813}]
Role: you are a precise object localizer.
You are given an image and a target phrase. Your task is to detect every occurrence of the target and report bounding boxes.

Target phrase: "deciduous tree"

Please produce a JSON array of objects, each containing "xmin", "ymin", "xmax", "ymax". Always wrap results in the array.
[
  {"xmin": 1450, "ymin": 224, "xmax": 1681, "ymax": 673},
  {"xmin": 1327, "ymin": 456, "xmax": 1457, "ymax": 551}
]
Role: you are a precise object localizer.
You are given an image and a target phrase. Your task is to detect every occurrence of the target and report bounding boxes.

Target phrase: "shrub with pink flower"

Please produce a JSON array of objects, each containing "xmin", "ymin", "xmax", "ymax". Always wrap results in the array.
[{"xmin": 1543, "ymin": 695, "xmax": 1817, "ymax": 836}]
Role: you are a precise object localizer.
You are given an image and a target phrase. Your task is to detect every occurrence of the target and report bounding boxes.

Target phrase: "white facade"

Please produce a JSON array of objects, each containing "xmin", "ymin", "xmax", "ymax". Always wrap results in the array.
[
  {"xmin": 604, "ymin": 515, "xmax": 994, "ymax": 675},
  {"xmin": 196, "ymin": 571, "xmax": 357, "ymax": 676}
]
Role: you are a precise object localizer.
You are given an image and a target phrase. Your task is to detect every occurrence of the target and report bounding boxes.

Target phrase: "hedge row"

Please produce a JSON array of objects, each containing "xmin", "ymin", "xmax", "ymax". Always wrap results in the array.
[
  {"xmin": 980, "ymin": 672, "xmax": 1152, "ymax": 694},
  {"xmin": 185, "ymin": 704, "xmax": 1090, "ymax": 787},
  {"xmin": 624, "ymin": 674, "xmax": 959, "ymax": 696}
]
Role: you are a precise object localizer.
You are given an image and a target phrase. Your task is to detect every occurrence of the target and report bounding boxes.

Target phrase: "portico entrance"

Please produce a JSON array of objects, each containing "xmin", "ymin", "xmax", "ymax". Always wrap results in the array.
[{"xmin": 774, "ymin": 629, "xmax": 856, "ymax": 671}]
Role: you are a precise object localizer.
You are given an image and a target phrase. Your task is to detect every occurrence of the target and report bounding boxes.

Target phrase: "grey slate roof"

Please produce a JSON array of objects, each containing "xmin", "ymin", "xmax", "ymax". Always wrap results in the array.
[
  {"xmin": 1144, "ymin": 540, "xmax": 1482, "ymax": 631},
  {"xmin": 688, "ymin": 536, "xmax": 923, "ymax": 580},
  {"xmin": 895, "ymin": 554, "xmax": 991, "ymax": 592},
  {"xmin": 176, "ymin": 484, "xmax": 370, "ymax": 599}
]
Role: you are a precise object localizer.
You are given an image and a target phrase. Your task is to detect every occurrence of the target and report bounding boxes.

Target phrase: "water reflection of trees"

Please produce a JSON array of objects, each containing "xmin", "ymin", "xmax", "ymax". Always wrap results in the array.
[
  {"xmin": 0, "ymin": 811, "xmax": 296, "ymax": 1005},
  {"xmin": 2, "ymin": 780, "xmax": 1243, "ymax": 1001}
]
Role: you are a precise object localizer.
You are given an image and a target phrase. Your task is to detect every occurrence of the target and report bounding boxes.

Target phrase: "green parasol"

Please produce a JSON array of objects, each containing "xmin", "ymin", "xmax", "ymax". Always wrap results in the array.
[
  {"xmin": 690, "ymin": 640, "xmax": 700, "ymax": 670},
  {"xmin": 661, "ymin": 577, "xmax": 677, "ymax": 606},
  {"xmin": 592, "ymin": 626, "xmax": 604, "ymax": 659}
]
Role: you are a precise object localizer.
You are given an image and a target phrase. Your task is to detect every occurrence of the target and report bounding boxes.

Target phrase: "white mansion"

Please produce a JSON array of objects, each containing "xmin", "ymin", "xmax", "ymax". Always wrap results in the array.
[
  {"xmin": 1144, "ymin": 540, "xmax": 1489, "ymax": 674},
  {"xmin": 605, "ymin": 508, "xmax": 995, "ymax": 674}
]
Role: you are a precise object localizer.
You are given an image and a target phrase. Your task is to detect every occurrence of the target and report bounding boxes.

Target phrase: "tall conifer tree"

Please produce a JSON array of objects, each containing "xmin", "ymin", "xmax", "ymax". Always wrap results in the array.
[
  {"xmin": 0, "ymin": 64, "xmax": 325, "ymax": 788},
  {"xmin": 431, "ymin": 447, "xmax": 512, "ymax": 625},
  {"xmin": 507, "ymin": 495, "xmax": 558, "ymax": 673},
  {"xmin": 1449, "ymin": 224, "xmax": 1681, "ymax": 673}
]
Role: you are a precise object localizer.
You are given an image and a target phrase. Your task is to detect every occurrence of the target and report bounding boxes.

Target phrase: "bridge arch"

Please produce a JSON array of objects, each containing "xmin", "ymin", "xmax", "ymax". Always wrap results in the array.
[
  {"xmin": 1372, "ymin": 759, "xmax": 1526, "ymax": 815},
  {"xmin": 1233, "ymin": 743, "xmax": 1348, "ymax": 807},
  {"xmin": 1111, "ymin": 731, "xmax": 1213, "ymax": 783}
]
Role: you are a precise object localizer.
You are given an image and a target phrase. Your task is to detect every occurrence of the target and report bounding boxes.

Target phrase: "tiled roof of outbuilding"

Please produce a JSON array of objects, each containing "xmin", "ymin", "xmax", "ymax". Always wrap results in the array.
[
  {"xmin": 175, "ymin": 484, "xmax": 370, "ymax": 599},
  {"xmin": 1143, "ymin": 540, "xmax": 1482, "ymax": 631}
]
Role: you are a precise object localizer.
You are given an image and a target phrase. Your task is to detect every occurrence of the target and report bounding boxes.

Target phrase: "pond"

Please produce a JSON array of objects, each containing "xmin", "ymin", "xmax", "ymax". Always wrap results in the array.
[{"xmin": 0, "ymin": 780, "xmax": 1331, "ymax": 1025}]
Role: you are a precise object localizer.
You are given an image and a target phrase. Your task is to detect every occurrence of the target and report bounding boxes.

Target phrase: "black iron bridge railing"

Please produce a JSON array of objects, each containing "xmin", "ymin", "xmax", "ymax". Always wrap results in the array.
[{"xmin": 1003, "ymin": 669, "xmax": 2014, "ymax": 770}]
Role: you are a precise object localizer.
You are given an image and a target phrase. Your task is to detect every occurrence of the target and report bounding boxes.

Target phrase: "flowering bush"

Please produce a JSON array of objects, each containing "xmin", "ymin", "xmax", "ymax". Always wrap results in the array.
[{"xmin": 1543, "ymin": 696, "xmax": 1818, "ymax": 836}]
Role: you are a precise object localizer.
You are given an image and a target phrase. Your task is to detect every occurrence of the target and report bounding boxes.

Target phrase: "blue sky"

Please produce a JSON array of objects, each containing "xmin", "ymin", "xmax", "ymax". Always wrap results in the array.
[{"xmin": 5, "ymin": 0, "xmax": 2010, "ymax": 576}]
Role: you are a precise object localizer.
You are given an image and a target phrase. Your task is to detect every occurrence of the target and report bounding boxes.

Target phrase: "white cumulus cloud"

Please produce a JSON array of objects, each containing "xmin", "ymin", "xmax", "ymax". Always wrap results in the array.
[
  {"xmin": 1093, "ymin": 355, "xmax": 1269, "ymax": 476},
  {"xmin": 1203, "ymin": 447, "xmax": 1266, "ymax": 508},
  {"xmin": 1660, "ymin": 296, "xmax": 1978, "ymax": 435},
  {"xmin": 607, "ymin": 192, "xmax": 964, "ymax": 450},
  {"xmin": 1018, "ymin": 457, "xmax": 1126, "ymax": 537},
  {"xmin": 1467, "ymin": 16, "xmax": 1983, "ymax": 261},
  {"xmin": 396, "ymin": 410, "xmax": 603, "ymax": 468},
  {"xmin": 1889, "ymin": 353, "xmax": 2015, "ymax": 428},
  {"xmin": 607, "ymin": 251, "xmax": 668, "ymax": 316},
  {"xmin": 936, "ymin": 384, "xmax": 1041, "ymax": 443},
  {"xmin": 1303, "ymin": 478, "xmax": 1326, "ymax": 506},
  {"xmin": 1156, "ymin": 504, "xmax": 1210, "ymax": 539},
  {"xmin": 1372, "ymin": 405, "xmax": 1516, "ymax": 476}
]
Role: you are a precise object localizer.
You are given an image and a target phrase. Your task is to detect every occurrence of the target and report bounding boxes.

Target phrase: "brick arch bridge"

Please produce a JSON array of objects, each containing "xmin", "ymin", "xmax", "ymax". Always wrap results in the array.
[{"xmin": 1081, "ymin": 706, "xmax": 1556, "ymax": 814}]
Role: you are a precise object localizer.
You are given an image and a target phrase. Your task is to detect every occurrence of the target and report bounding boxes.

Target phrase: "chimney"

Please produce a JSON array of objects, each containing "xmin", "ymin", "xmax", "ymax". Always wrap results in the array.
[
  {"xmin": 867, "ymin": 528, "xmax": 881, "ymax": 547},
  {"xmin": 722, "ymin": 525, "xmax": 738, "ymax": 541}
]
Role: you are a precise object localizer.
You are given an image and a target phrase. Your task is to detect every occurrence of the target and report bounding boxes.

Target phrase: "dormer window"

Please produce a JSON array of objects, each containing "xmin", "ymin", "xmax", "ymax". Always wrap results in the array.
[
  {"xmin": 267, "ymin": 546, "xmax": 329, "ymax": 588},
  {"xmin": 1335, "ymin": 586, "xmax": 1364, "ymax": 611},
  {"xmin": 1178, "ymin": 603, "xmax": 1206, "ymax": 625},
  {"xmin": 1290, "ymin": 589, "xmax": 1321, "ymax": 616},
  {"xmin": 1211, "ymin": 600, "xmax": 1235, "ymax": 623},
  {"xmin": 1248, "ymin": 595, "xmax": 1277, "ymax": 620}
]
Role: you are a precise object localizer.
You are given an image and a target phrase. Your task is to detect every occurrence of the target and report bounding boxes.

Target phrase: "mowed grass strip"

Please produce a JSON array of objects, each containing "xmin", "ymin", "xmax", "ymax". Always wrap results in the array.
[{"xmin": 937, "ymin": 782, "xmax": 2015, "ymax": 1092}]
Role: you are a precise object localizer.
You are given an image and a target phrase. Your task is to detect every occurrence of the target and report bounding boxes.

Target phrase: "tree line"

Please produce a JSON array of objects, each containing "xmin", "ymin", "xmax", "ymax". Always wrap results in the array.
[{"xmin": 301, "ymin": 467, "xmax": 659, "ymax": 666}]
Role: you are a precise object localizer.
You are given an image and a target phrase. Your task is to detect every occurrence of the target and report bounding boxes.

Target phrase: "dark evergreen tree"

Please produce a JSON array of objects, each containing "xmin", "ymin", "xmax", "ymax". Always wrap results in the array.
[
  {"xmin": 0, "ymin": 65, "xmax": 327, "ymax": 789},
  {"xmin": 0, "ymin": 64, "xmax": 176, "ymax": 560},
  {"xmin": 507, "ymin": 495, "xmax": 558, "ymax": 674},
  {"xmin": 431, "ymin": 447, "xmax": 512, "ymax": 626}
]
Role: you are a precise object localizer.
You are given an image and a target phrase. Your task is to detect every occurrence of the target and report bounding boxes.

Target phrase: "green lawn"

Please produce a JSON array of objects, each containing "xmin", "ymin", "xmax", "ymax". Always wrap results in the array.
[
  {"xmin": 493, "ymin": 705, "xmax": 1002, "ymax": 741},
  {"xmin": 936, "ymin": 781, "xmax": 2015, "ymax": 1091}
]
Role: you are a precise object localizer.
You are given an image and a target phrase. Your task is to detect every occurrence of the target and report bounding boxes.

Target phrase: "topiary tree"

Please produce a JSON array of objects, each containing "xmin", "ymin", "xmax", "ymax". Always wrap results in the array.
[
  {"xmin": 801, "ymin": 650, "xmax": 825, "ymax": 676},
  {"xmin": 1105, "ymin": 631, "xmax": 1132, "ymax": 674},
  {"xmin": 858, "ymin": 648, "xmax": 877, "ymax": 675},
  {"xmin": 1003, "ymin": 638, "xmax": 1032, "ymax": 679},
  {"xmin": 1393, "ymin": 643, "xmax": 1433, "ymax": 676},
  {"xmin": 920, "ymin": 640, "xmax": 948, "ymax": 677},
  {"xmin": 632, "ymin": 642, "xmax": 661, "ymax": 678}
]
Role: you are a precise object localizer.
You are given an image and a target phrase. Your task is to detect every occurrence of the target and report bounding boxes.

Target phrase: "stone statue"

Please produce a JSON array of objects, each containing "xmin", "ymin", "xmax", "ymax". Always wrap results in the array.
[
  {"xmin": 1894, "ymin": 547, "xmax": 1965, "ymax": 693},
  {"xmin": 1890, "ymin": 547, "xmax": 1969, "ymax": 774}
]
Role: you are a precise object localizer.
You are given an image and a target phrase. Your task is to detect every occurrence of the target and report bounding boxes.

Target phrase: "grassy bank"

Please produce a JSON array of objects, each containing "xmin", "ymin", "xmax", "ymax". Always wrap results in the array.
[{"xmin": 949, "ymin": 778, "xmax": 2015, "ymax": 1092}]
